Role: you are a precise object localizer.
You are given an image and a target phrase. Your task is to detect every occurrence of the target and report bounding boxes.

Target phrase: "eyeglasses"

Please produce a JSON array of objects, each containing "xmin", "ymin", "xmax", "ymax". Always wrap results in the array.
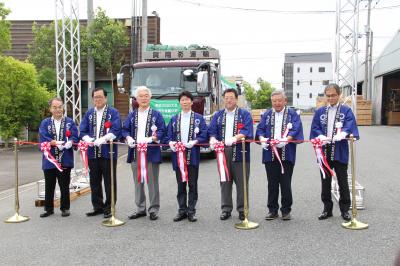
[
  {"xmin": 93, "ymin": 96, "xmax": 105, "ymax": 99},
  {"xmin": 325, "ymin": 94, "xmax": 339, "ymax": 98}
]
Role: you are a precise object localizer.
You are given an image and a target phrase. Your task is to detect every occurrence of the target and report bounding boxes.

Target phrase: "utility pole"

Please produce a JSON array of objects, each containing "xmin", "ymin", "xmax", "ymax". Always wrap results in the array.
[
  {"xmin": 87, "ymin": 0, "xmax": 95, "ymax": 108},
  {"xmin": 363, "ymin": 0, "xmax": 372, "ymax": 100},
  {"xmin": 141, "ymin": 0, "xmax": 147, "ymax": 60}
]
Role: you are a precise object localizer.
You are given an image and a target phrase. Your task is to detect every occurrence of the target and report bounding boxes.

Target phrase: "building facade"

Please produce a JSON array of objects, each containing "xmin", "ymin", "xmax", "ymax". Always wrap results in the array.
[{"xmin": 283, "ymin": 53, "xmax": 332, "ymax": 109}]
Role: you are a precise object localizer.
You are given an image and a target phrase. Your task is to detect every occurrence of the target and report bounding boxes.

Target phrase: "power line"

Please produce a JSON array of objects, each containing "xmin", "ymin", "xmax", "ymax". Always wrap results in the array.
[{"xmin": 168, "ymin": 0, "xmax": 400, "ymax": 14}]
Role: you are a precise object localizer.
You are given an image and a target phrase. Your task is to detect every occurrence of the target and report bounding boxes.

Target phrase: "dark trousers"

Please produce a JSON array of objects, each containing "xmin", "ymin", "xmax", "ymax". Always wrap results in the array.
[
  {"xmin": 321, "ymin": 160, "xmax": 350, "ymax": 213},
  {"xmin": 265, "ymin": 161, "xmax": 294, "ymax": 215},
  {"xmin": 88, "ymin": 158, "xmax": 117, "ymax": 213},
  {"xmin": 175, "ymin": 165, "xmax": 199, "ymax": 215},
  {"xmin": 220, "ymin": 147, "xmax": 250, "ymax": 213},
  {"xmin": 43, "ymin": 168, "xmax": 71, "ymax": 212}
]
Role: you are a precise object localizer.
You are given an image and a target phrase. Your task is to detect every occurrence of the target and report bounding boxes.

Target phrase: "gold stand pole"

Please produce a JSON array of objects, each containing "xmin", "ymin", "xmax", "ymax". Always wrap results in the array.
[
  {"xmin": 102, "ymin": 140, "xmax": 125, "ymax": 227},
  {"xmin": 235, "ymin": 138, "xmax": 259, "ymax": 230},
  {"xmin": 5, "ymin": 138, "xmax": 29, "ymax": 223},
  {"xmin": 342, "ymin": 135, "xmax": 368, "ymax": 230}
]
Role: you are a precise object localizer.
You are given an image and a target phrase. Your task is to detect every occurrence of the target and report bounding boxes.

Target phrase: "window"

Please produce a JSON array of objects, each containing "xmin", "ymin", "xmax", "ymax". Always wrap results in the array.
[
  {"xmin": 309, "ymin": 93, "xmax": 312, "ymax": 98},
  {"xmin": 318, "ymin": 67, "xmax": 325, "ymax": 72},
  {"xmin": 310, "ymin": 67, "xmax": 313, "ymax": 73},
  {"xmin": 297, "ymin": 67, "xmax": 300, "ymax": 73},
  {"xmin": 297, "ymin": 93, "xmax": 299, "ymax": 99},
  {"xmin": 310, "ymin": 80, "xmax": 312, "ymax": 86},
  {"xmin": 323, "ymin": 80, "xmax": 329, "ymax": 85},
  {"xmin": 318, "ymin": 93, "xmax": 324, "ymax": 97},
  {"xmin": 297, "ymin": 80, "xmax": 300, "ymax": 86}
]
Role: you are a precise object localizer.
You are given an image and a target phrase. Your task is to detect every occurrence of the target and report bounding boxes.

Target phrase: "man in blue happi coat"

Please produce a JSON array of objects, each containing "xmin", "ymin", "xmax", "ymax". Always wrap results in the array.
[
  {"xmin": 310, "ymin": 83, "xmax": 359, "ymax": 221},
  {"xmin": 208, "ymin": 88, "xmax": 254, "ymax": 221},
  {"xmin": 255, "ymin": 91, "xmax": 303, "ymax": 221},
  {"xmin": 166, "ymin": 91, "xmax": 208, "ymax": 222},
  {"xmin": 80, "ymin": 87, "xmax": 121, "ymax": 219},
  {"xmin": 39, "ymin": 97, "xmax": 78, "ymax": 218},
  {"xmin": 122, "ymin": 86, "xmax": 166, "ymax": 221}
]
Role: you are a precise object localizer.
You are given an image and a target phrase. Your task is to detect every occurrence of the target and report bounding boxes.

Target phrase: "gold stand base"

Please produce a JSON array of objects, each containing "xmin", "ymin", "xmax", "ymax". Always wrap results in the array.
[
  {"xmin": 4, "ymin": 213, "xmax": 30, "ymax": 223},
  {"xmin": 234, "ymin": 219, "xmax": 259, "ymax": 230},
  {"xmin": 341, "ymin": 218, "xmax": 369, "ymax": 230},
  {"xmin": 102, "ymin": 216, "xmax": 125, "ymax": 227}
]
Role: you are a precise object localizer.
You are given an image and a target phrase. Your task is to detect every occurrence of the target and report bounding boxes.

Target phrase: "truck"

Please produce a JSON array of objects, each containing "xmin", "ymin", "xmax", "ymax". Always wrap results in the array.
[{"xmin": 117, "ymin": 46, "xmax": 222, "ymax": 154}]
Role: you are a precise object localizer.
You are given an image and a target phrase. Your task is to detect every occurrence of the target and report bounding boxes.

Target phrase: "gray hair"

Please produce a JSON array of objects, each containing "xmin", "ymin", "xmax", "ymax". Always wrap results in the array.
[
  {"xmin": 48, "ymin": 97, "xmax": 63, "ymax": 106},
  {"xmin": 135, "ymin": 86, "xmax": 152, "ymax": 98},
  {"xmin": 324, "ymin": 83, "xmax": 341, "ymax": 95},
  {"xmin": 271, "ymin": 90, "xmax": 287, "ymax": 99}
]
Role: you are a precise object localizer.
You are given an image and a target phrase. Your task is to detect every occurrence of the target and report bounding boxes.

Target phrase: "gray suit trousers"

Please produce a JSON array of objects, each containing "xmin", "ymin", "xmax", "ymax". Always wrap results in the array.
[
  {"xmin": 220, "ymin": 146, "xmax": 250, "ymax": 213},
  {"xmin": 131, "ymin": 160, "xmax": 160, "ymax": 214}
]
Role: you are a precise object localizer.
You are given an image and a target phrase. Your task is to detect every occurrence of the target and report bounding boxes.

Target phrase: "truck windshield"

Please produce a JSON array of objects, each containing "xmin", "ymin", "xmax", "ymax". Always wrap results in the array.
[{"xmin": 131, "ymin": 67, "xmax": 196, "ymax": 97}]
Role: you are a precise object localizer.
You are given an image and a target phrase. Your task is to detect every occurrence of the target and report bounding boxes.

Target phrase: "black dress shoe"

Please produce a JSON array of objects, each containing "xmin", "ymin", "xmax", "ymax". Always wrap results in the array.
[
  {"xmin": 265, "ymin": 212, "xmax": 279, "ymax": 220},
  {"xmin": 173, "ymin": 213, "xmax": 187, "ymax": 222},
  {"xmin": 341, "ymin": 211, "xmax": 351, "ymax": 221},
  {"xmin": 128, "ymin": 212, "xmax": 146, "ymax": 219},
  {"xmin": 103, "ymin": 211, "xmax": 112, "ymax": 219},
  {"xmin": 282, "ymin": 213, "xmax": 291, "ymax": 221},
  {"xmin": 61, "ymin": 210, "xmax": 70, "ymax": 217},
  {"xmin": 40, "ymin": 211, "xmax": 54, "ymax": 218},
  {"xmin": 149, "ymin": 213, "xmax": 158, "ymax": 220},
  {"xmin": 239, "ymin": 212, "xmax": 245, "ymax": 221},
  {"xmin": 220, "ymin": 212, "xmax": 231, "ymax": 220},
  {"xmin": 188, "ymin": 214, "xmax": 197, "ymax": 222},
  {"xmin": 318, "ymin": 211, "xmax": 333, "ymax": 220},
  {"xmin": 86, "ymin": 209, "xmax": 103, "ymax": 217}
]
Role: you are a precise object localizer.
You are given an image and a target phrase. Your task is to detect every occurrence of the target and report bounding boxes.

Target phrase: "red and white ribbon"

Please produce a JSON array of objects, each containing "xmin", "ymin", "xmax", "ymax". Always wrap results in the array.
[
  {"xmin": 175, "ymin": 142, "xmax": 189, "ymax": 182},
  {"xmin": 269, "ymin": 139, "xmax": 285, "ymax": 174},
  {"xmin": 137, "ymin": 143, "xmax": 148, "ymax": 184},
  {"xmin": 40, "ymin": 142, "xmax": 63, "ymax": 172},
  {"xmin": 78, "ymin": 141, "xmax": 89, "ymax": 175},
  {"xmin": 311, "ymin": 138, "xmax": 334, "ymax": 179},
  {"xmin": 282, "ymin": 122, "xmax": 292, "ymax": 138},
  {"xmin": 214, "ymin": 141, "xmax": 230, "ymax": 182},
  {"xmin": 335, "ymin": 121, "xmax": 342, "ymax": 135}
]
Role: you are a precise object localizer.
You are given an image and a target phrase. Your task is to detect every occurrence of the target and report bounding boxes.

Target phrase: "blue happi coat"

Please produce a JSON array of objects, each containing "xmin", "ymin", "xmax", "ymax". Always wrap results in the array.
[
  {"xmin": 166, "ymin": 111, "xmax": 208, "ymax": 171},
  {"xmin": 79, "ymin": 106, "xmax": 121, "ymax": 159},
  {"xmin": 208, "ymin": 108, "xmax": 253, "ymax": 162},
  {"xmin": 255, "ymin": 107, "xmax": 304, "ymax": 164},
  {"xmin": 122, "ymin": 108, "xmax": 166, "ymax": 163},
  {"xmin": 39, "ymin": 116, "xmax": 78, "ymax": 170},
  {"xmin": 310, "ymin": 104, "xmax": 359, "ymax": 164}
]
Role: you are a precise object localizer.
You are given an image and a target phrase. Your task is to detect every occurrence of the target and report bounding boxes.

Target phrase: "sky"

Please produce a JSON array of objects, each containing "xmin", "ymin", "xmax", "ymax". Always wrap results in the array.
[{"xmin": 3, "ymin": 0, "xmax": 400, "ymax": 87}]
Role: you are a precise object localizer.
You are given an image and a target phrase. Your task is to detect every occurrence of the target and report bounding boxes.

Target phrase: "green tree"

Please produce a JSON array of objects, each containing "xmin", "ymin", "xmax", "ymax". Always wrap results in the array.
[
  {"xmin": 244, "ymin": 78, "xmax": 274, "ymax": 109},
  {"xmin": 28, "ymin": 22, "xmax": 56, "ymax": 70},
  {"xmin": 0, "ymin": 56, "xmax": 51, "ymax": 146},
  {"xmin": 0, "ymin": 2, "xmax": 11, "ymax": 53},
  {"xmin": 84, "ymin": 8, "xmax": 129, "ymax": 89}
]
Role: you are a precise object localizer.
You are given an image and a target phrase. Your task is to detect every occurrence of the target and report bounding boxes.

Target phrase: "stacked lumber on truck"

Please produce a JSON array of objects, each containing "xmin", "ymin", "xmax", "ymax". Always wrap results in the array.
[{"xmin": 251, "ymin": 109, "xmax": 266, "ymax": 123}]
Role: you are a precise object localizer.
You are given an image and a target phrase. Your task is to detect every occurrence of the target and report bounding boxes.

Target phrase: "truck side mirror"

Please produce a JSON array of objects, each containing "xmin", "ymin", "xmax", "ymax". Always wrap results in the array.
[
  {"xmin": 183, "ymin": 69, "xmax": 194, "ymax": 76},
  {"xmin": 197, "ymin": 71, "xmax": 208, "ymax": 94},
  {"xmin": 117, "ymin": 73, "xmax": 124, "ymax": 88}
]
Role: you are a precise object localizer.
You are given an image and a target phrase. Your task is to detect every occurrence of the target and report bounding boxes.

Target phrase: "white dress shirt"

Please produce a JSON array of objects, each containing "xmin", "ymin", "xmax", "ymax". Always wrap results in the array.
[
  {"xmin": 52, "ymin": 117, "xmax": 62, "ymax": 140},
  {"xmin": 327, "ymin": 103, "xmax": 339, "ymax": 138},
  {"xmin": 273, "ymin": 107, "xmax": 285, "ymax": 139},
  {"xmin": 180, "ymin": 111, "xmax": 191, "ymax": 144},
  {"xmin": 224, "ymin": 108, "xmax": 236, "ymax": 140},
  {"xmin": 95, "ymin": 105, "xmax": 106, "ymax": 139},
  {"xmin": 137, "ymin": 107, "xmax": 150, "ymax": 142}
]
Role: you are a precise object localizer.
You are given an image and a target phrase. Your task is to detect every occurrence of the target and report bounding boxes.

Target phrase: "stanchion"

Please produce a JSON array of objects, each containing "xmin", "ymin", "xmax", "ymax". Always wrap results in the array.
[
  {"xmin": 342, "ymin": 135, "xmax": 368, "ymax": 230},
  {"xmin": 102, "ymin": 140, "xmax": 125, "ymax": 227},
  {"xmin": 235, "ymin": 138, "xmax": 259, "ymax": 230},
  {"xmin": 5, "ymin": 138, "xmax": 29, "ymax": 223}
]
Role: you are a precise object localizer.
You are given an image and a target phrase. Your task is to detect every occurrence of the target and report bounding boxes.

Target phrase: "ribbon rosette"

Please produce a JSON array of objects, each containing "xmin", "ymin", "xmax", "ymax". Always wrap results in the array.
[
  {"xmin": 151, "ymin": 124, "xmax": 157, "ymax": 137},
  {"xmin": 282, "ymin": 122, "xmax": 292, "ymax": 138},
  {"xmin": 65, "ymin": 129, "xmax": 71, "ymax": 142},
  {"xmin": 78, "ymin": 141, "xmax": 89, "ymax": 175},
  {"xmin": 214, "ymin": 141, "xmax": 230, "ymax": 182},
  {"xmin": 311, "ymin": 138, "xmax": 334, "ymax": 179},
  {"xmin": 237, "ymin": 122, "xmax": 244, "ymax": 133},
  {"xmin": 104, "ymin": 121, "xmax": 112, "ymax": 134},
  {"xmin": 269, "ymin": 139, "xmax": 285, "ymax": 174},
  {"xmin": 137, "ymin": 143, "xmax": 149, "ymax": 184},
  {"xmin": 175, "ymin": 142, "xmax": 189, "ymax": 182},
  {"xmin": 40, "ymin": 142, "xmax": 63, "ymax": 172}
]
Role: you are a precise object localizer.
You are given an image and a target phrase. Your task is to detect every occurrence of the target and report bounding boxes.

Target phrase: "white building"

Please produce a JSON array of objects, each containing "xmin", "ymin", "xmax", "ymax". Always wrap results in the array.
[{"xmin": 283, "ymin": 53, "xmax": 333, "ymax": 109}]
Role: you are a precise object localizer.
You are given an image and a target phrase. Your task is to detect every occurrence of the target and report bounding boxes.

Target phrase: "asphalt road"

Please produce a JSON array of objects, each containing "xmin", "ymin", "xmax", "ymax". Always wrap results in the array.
[{"xmin": 0, "ymin": 115, "xmax": 399, "ymax": 265}]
